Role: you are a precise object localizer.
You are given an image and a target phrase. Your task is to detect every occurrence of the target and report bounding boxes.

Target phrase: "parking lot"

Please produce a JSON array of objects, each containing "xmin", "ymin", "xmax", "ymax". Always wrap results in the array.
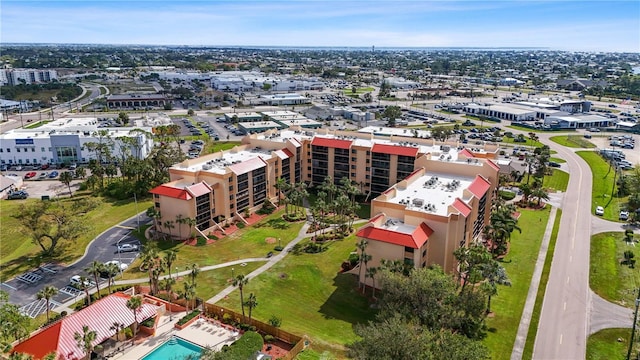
[{"xmin": 589, "ymin": 132, "xmax": 640, "ymax": 165}]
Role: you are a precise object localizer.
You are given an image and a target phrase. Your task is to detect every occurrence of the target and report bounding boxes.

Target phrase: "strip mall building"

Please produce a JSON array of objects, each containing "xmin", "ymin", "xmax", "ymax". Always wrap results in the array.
[{"xmin": 150, "ymin": 128, "xmax": 500, "ymax": 278}]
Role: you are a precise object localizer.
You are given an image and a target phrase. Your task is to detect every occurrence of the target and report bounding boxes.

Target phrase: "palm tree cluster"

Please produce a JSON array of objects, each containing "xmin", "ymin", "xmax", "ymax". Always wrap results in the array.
[
  {"xmin": 311, "ymin": 176, "xmax": 361, "ymax": 238},
  {"xmin": 520, "ymin": 145, "xmax": 551, "ymax": 207},
  {"xmin": 483, "ymin": 201, "xmax": 521, "ymax": 258},
  {"xmin": 139, "ymin": 244, "xmax": 183, "ymax": 297},
  {"xmin": 276, "ymin": 179, "xmax": 308, "ymax": 221}
]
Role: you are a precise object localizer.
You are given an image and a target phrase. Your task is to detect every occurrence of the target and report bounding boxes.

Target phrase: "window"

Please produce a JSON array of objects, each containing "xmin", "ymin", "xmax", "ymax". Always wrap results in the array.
[
  {"xmin": 351, "ymin": 165, "xmax": 356, "ymax": 169},
  {"xmin": 351, "ymin": 149, "xmax": 357, "ymax": 154},
  {"xmin": 404, "ymin": 246, "xmax": 414, "ymax": 253},
  {"xmin": 351, "ymin": 172, "xmax": 356, "ymax": 177},
  {"xmin": 351, "ymin": 157, "xmax": 357, "ymax": 162},
  {"xmin": 6, "ymin": 149, "xmax": 9, "ymax": 153},
  {"xmin": 16, "ymin": 148, "xmax": 20, "ymax": 153},
  {"xmin": 366, "ymin": 159, "xmax": 370, "ymax": 164},
  {"xmin": 366, "ymin": 167, "xmax": 370, "ymax": 171},
  {"xmin": 422, "ymin": 249, "xmax": 427, "ymax": 257},
  {"xmin": 48, "ymin": 147, "xmax": 52, "ymax": 151},
  {"xmin": 41, "ymin": 147, "xmax": 45, "ymax": 152},
  {"xmin": 0, "ymin": 148, "xmax": 3, "ymax": 152},
  {"xmin": 229, "ymin": 185, "xmax": 233, "ymax": 191},
  {"xmin": 31, "ymin": 148, "xmax": 35, "ymax": 152},
  {"xmin": 154, "ymin": 202, "xmax": 160, "ymax": 208},
  {"xmin": 154, "ymin": 194, "xmax": 159, "ymax": 199}
]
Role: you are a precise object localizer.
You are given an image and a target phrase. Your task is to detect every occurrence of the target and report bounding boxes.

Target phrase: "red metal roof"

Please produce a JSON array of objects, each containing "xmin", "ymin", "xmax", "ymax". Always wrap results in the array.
[
  {"xmin": 12, "ymin": 293, "xmax": 161, "ymax": 360},
  {"xmin": 356, "ymin": 222, "xmax": 433, "ymax": 249},
  {"xmin": 458, "ymin": 148, "xmax": 475, "ymax": 158},
  {"xmin": 468, "ymin": 175, "xmax": 491, "ymax": 198},
  {"xmin": 186, "ymin": 182, "xmax": 211, "ymax": 197},
  {"xmin": 452, "ymin": 198, "xmax": 472, "ymax": 217},
  {"xmin": 228, "ymin": 156, "xmax": 266, "ymax": 175},
  {"xmin": 486, "ymin": 159, "xmax": 501, "ymax": 172},
  {"xmin": 274, "ymin": 149, "xmax": 292, "ymax": 159},
  {"xmin": 311, "ymin": 137, "xmax": 352, "ymax": 149},
  {"xmin": 371, "ymin": 143, "xmax": 419, "ymax": 157},
  {"xmin": 149, "ymin": 184, "xmax": 192, "ymax": 200}
]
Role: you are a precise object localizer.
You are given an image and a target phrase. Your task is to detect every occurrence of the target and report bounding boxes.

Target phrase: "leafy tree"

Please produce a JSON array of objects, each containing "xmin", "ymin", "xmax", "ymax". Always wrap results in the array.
[
  {"xmin": 118, "ymin": 112, "xmax": 129, "ymax": 126},
  {"xmin": 382, "ymin": 106, "xmax": 402, "ymax": 127},
  {"xmin": 36, "ymin": 286, "xmax": 58, "ymax": 322},
  {"xmin": 480, "ymin": 261, "xmax": 511, "ymax": 314},
  {"xmin": 13, "ymin": 198, "xmax": 97, "ymax": 256},
  {"xmin": 187, "ymin": 109, "xmax": 195, "ymax": 116},
  {"xmin": 0, "ymin": 291, "xmax": 31, "ymax": 348},
  {"xmin": 181, "ymin": 281, "xmax": 197, "ymax": 312},
  {"xmin": 59, "ymin": 171, "xmax": 74, "ymax": 197},
  {"xmin": 232, "ymin": 274, "xmax": 249, "ymax": 321},
  {"xmin": 73, "ymin": 325, "xmax": 97, "ymax": 360},
  {"xmin": 454, "ymin": 244, "xmax": 493, "ymax": 291},
  {"xmin": 262, "ymin": 83, "xmax": 272, "ymax": 91}
]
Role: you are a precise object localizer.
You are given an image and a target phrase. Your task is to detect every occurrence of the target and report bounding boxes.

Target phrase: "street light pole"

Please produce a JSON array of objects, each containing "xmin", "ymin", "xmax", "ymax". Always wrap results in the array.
[
  {"xmin": 627, "ymin": 287, "xmax": 640, "ymax": 360},
  {"xmin": 134, "ymin": 193, "xmax": 140, "ymax": 229}
]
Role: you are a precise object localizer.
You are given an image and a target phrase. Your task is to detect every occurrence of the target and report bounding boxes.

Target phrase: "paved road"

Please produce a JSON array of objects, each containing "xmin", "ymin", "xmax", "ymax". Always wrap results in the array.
[
  {"xmin": 4, "ymin": 212, "xmax": 148, "ymax": 311},
  {"xmin": 533, "ymin": 136, "xmax": 594, "ymax": 359}
]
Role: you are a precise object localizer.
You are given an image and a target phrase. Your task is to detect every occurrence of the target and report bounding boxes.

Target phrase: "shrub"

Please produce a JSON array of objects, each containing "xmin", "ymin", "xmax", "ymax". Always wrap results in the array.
[
  {"xmin": 215, "ymin": 331, "xmax": 263, "ymax": 359},
  {"xmin": 257, "ymin": 202, "xmax": 276, "ymax": 215},
  {"xmin": 141, "ymin": 317, "xmax": 156, "ymax": 328},
  {"xmin": 222, "ymin": 312, "xmax": 234, "ymax": 325},
  {"xmin": 177, "ymin": 309, "xmax": 201, "ymax": 326},
  {"xmin": 237, "ymin": 222, "xmax": 246, "ymax": 229},
  {"xmin": 499, "ymin": 190, "xmax": 516, "ymax": 200},
  {"xmin": 123, "ymin": 328, "xmax": 133, "ymax": 339},
  {"xmin": 348, "ymin": 252, "xmax": 359, "ymax": 266},
  {"xmin": 263, "ymin": 334, "xmax": 275, "ymax": 343},
  {"xmin": 274, "ymin": 245, "xmax": 284, "ymax": 252},
  {"xmin": 268, "ymin": 315, "xmax": 282, "ymax": 328},
  {"xmin": 196, "ymin": 236, "xmax": 207, "ymax": 246},
  {"xmin": 208, "ymin": 234, "xmax": 219, "ymax": 240}
]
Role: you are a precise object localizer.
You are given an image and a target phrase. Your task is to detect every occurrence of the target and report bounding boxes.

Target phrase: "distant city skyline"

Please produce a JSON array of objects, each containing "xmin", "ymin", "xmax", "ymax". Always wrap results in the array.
[{"xmin": 2, "ymin": 1, "xmax": 639, "ymax": 53}]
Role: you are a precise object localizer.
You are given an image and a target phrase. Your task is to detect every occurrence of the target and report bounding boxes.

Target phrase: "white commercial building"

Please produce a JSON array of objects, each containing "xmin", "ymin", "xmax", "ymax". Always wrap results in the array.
[
  {"xmin": 0, "ymin": 118, "xmax": 154, "ymax": 167},
  {"xmin": 1, "ymin": 69, "xmax": 58, "ymax": 86}
]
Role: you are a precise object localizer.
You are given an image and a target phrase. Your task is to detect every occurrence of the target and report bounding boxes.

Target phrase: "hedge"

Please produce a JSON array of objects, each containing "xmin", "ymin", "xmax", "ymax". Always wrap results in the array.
[
  {"xmin": 177, "ymin": 309, "xmax": 201, "ymax": 326},
  {"xmin": 499, "ymin": 190, "xmax": 516, "ymax": 200},
  {"xmin": 215, "ymin": 331, "xmax": 264, "ymax": 359}
]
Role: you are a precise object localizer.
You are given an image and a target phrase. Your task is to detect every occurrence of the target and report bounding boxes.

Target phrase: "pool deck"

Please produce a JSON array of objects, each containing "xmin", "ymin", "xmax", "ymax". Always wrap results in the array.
[{"xmin": 111, "ymin": 313, "xmax": 239, "ymax": 359}]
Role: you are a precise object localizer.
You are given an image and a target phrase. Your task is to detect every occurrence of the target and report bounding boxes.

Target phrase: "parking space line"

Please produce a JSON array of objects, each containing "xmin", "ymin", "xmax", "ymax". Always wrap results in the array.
[{"xmin": 1, "ymin": 282, "xmax": 16, "ymax": 290}]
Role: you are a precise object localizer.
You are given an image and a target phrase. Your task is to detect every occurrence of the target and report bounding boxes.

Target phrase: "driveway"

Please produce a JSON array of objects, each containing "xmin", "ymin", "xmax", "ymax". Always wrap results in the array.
[{"xmin": 3, "ymin": 213, "xmax": 149, "ymax": 317}]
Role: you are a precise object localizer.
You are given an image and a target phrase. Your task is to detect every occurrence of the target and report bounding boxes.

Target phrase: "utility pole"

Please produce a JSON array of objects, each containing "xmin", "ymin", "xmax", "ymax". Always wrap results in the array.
[{"xmin": 627, "ymin": 287, "xmax": 640, "ymax": 360}]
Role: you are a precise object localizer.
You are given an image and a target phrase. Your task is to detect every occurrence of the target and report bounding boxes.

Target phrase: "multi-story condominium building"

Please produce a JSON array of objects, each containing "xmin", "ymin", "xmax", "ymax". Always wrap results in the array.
[
  {"xmin": 149, "ymin": 128, "xmax": 500, "ymax": 275},
  {"xmin": 0, "ymin": 69, "xmax": 58, "ymax": 86},
  {"xmin": 0, "ymin": 118, "xmax": 154, "ymax": 167}
]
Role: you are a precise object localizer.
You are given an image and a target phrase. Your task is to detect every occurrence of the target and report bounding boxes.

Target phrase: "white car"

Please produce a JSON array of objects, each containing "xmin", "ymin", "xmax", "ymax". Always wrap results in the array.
[
  {"xmin": 117, "ymin": 243, "xmax": 139, "ymax": 253},
  {"xmin": 620, "ymin": 211, "xmax": 630, "ymax": 221},
  {"xmin": 105, "ymin": 260, "xmax": 128, "ymax": 271},
  {"xmin": 70, "ymin": 275, "xmax": 92, "ymax": 288},
  {"xmin": 595, "ymin": 206, "xmax": 605, "ymax": 216}
]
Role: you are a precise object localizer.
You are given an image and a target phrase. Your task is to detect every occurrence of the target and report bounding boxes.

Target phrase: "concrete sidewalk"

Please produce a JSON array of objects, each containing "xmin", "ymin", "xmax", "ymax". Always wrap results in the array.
[{"xmin": 511, "ymin": 206, "xmax": 558, "ymax": 360}]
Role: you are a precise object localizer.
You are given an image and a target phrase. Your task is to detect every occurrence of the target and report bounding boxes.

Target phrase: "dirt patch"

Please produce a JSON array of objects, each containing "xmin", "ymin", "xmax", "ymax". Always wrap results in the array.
[
  {"xmin": 265, "ymin": 237, "xmax": 277, "ymax": 244},
  {"xmin": 279, "ymin": 273, "xmax": 288, "ymax": 279}
]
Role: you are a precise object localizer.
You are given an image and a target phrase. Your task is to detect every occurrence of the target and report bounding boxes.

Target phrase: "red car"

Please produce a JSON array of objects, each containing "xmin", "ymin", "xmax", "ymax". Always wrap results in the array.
[
  {"xmin": 41, "ymin": 164, "xmax": 49, "ymax": 170},
  {"xmin": 24, "ymin": 171, "xmax": 37, "ymax": 179}
]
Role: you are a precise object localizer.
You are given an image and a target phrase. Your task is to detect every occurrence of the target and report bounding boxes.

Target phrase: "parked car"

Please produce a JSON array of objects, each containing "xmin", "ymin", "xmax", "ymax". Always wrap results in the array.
[
  {"xmin": 0, "ymin": 165, "xmax": 7, "ymax": 171},
  {"xmin": 24, "ymin": 172, "xmax": 37, "ymax": 179},
  {"xmin": 620, "ymin": 211, "xmax": 630, "ymax": 221},
  {"xmin": 595, "ymin": 206, "xmax": 605, "ymax": 216},
  {"xmin": 39, "ymin": 172, "xmax": 48, "ymax": 179},
  {"xmin": 548, "ymin": 161, "xmax": 561, "ymax": 168},
  {"xmin": 70, "ymin": 275, "xmax": 91, "ymax": 288},
  {"xmin": 68, "ymin": 163, "xmax": 77, "ymax": 170},
  {"xmin": 7, "ymin": 190, "xmax": 28, "ymax": 200},
  {"xmin": 15, "ymin": 166, "xmax": 23, "ymax": 171},
  {"xmin": 48, "ymin": 171, "xmax": 59, "ymax": 178},
  {"xmin": 41, "ymin": 164, "xmax": 49, "ymax": 170},
  {"xmin": 116, "ymin": 243, "xmax": 139, "ymax": 253}
]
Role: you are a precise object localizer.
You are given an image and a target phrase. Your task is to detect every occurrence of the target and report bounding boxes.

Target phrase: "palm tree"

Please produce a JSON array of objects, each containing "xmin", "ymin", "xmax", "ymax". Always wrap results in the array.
[
  {"xmin": 356, "ymin": 239, "xmax": 368, "ymax": 288},
  {"xmin": 79, "ymin": 276, "xmax": 91, "ymax": 306},
  {"xmin": 182, "ymin": 281, "xmax": 196, "ymax": 312},
  {"xmin": 188, "ymin": 263, "xmax": 200, "ymax": 286},
  {"xmin": 163, "ymin": 220, "xmax": 175, "ymax": 242},
  {"xmin": 146, "ymin": 207, "xmax": 161, "ymax": 240},
  {"xmin": 531, "ymin": 187, "xmax": 550, "ymax": 206},
  {"xmin": 361, "ymin": 253, "xmax": 372, "ymax": 293},
  {"xmin": 185, "ymin": 217, "xmax": 197, "ymax": 239},
  {"xmin": 175, "ymin": 214, "xmax": 185, "ymax": 240},
  {"xmin": 164, "ymin": 250, "xmax": 178, "ymax": 280},
  {"xmin": 103, "ymin": 262, "xmax": 120, "ymax": 294},
  {"xmin": 244, "ymin": 293, "xmax": 258, "ymax": 321},
  {"xmin": 481, "ymin": 261, "xmax": 511, "ymax": 314},
  {"xmin": 232, "ymin": 274, "xmax": 249, "ymax": 321},
  {"xmin": 59, "ymin": 171, "xmax": 74, "ymax": 197},
  {"xmin": 73, "ymin": 325, "xmax": 97, "ymax": 360},
  {"xmin": 126, "ymin": 296, "xmax": 143, "ymax": 338},
  {"xmin": 365, "ymin": 267, "xmax": 378, "ymax": 298},
  {"xmin": 85, "ymin": 261, "xmax": 103, "ymax": 299},
  {"xmin": 36, "ymin": 286, "xmax": 58, "ymax": 322},
  {"xmin": 140, "ymin": 242, "xmax": 161, "ymax": 294},
  {"xmin": 160, "ymin": 277, "xmax": 176, "ymax": 303},
  {"xmin": 274, "ymin": 177, "xmax": 288, "ymax": 207},
  {"xmin": 109, "ymin": 322, "xmax": 125, "ymax": 345}
]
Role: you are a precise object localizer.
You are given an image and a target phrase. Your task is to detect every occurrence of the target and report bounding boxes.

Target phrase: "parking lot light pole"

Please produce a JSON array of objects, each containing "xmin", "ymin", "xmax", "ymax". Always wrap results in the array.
[{"xmin": 133, "ymin": 193, "xmax": 140, "ymax": 229}]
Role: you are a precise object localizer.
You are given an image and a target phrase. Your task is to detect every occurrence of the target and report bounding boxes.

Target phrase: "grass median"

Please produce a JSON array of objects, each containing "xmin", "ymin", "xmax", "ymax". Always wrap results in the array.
[
  {"xmin": 483, "ymin": 206, "xmax": 551, "ymax": 360},
  {"xmin": 577, "ymin": 151, "xmax": 627, "ymax": 221},
  {"xmin": 587, "ymin": 328, "xmax": 634, "ymax": 359},
  {"xmin": 550, "ymin": 135, "xmax": 596, "ymax": 148},
  {"xmin": 543, "ymin": 169, "xmax": 569, "ymax": 192}
]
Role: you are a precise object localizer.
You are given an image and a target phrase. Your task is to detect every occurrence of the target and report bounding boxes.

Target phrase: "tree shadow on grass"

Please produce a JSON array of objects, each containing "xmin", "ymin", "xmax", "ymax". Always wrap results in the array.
[{"xmin": 318, "ymin": 272, "xmax": 377, "ymax": 326}]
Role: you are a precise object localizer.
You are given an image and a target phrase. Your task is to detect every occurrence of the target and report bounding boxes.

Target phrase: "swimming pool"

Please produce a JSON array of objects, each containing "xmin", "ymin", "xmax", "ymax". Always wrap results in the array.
[{"xmin": 141, "ymin": 336, "xmax": 203, "ymax": 360}]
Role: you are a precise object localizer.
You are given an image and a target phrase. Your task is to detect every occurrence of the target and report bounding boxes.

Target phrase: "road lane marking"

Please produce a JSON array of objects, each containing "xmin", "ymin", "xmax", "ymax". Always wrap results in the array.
[
  {"xmin": 566, "ymin": 276, "xmax": 570, "ymax": 284},
  {"xmin": 564, "ymin": 301, "xmax": 567, "ymax": 310},
  {"xmin": 569, "ymin": 255, "xmax": 572, "ymax": 262},
  {"xmin": 560, "ymin": 334, "xmax": 563, "ymax": 344}
]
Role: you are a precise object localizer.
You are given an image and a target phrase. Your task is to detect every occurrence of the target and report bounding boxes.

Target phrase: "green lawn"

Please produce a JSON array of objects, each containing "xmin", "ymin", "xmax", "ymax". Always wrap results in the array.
[
  {"xmin": 174, "ymin": 262, "xmax": 264, "ymax": 300},
  {"xmin": 0, "ymin": 193, "xmax": 153, "ymax": 282},
  {"xmin": 543, "ymin": 169, "xmax": 569, "ymax": 192},
  {"xmin": 501, "ymin": 137, "xmax": 544, "ymax": 148},
  {"xmin": 483, "ymin": 206, "xmax": 551, "ymax": 360},
  {"xmin": 122, "ymin": 210, "xmax": 305, "ymax": 280},
  {"xmin": 587, "ymin": 328, "xmax": 633, "ymax": 360},
  {"xmin": 505, "ymin": 125, "xmax": 554, "ymax": 133},
  {"xmin": 24, "ymin": 121, "xmax": 51, "ymax": 129},
  {"xmin": 550, "ymin": 135, "xmax": 596, "ymax": 148},
  {"xmin": 344, "ymin": 87, "xmax": 374, "ymax": 94},
  {"xmin": 590, "ymin": 232, "xmax": 640, "ymax": 308},
  {"xmin": 217, "ymin": 226, "xmax": 376, "ymax": 357},
  {"xmin": 522, "ymin": 209, "xmax": 562, "ymax": 359},
  {"xmin": 203, "ymin": 141, "xmax": 242, "ymax": 155},
  {"xmin": 549, "ymin": 157, "xmax": 566, "ymax": 164},
  {"xmin": 577, "ymin": 151, "xmax": 627, "ymax": 221}
]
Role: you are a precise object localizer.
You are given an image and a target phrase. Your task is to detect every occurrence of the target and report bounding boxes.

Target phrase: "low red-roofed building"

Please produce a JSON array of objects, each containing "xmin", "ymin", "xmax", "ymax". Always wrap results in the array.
[{"xmin": 11, "ymin": 293, "xmax": 161, "ymax": 360}]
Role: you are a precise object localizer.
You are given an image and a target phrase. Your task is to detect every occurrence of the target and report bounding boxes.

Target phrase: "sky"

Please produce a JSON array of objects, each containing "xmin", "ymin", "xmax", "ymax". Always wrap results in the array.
[{"xmin": 2, "ymin": 1, "xmax": 639, "ymax": 52}]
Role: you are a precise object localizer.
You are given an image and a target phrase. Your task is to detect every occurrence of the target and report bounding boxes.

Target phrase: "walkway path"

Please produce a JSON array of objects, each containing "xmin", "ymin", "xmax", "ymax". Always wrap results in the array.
[{"xmin": 511, "ymin": 206, "xmax": 558, "ymax": 360}]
